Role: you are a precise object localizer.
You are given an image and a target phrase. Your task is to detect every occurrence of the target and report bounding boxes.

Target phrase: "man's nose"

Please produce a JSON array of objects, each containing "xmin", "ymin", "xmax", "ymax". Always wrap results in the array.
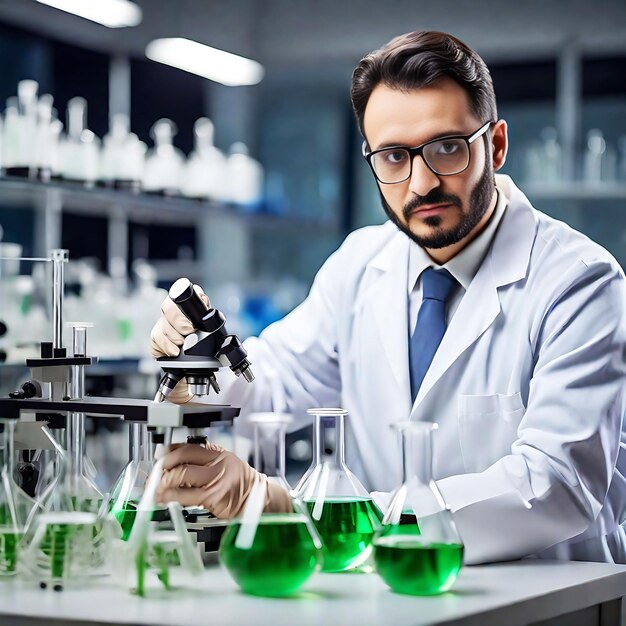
[{"xmin": 407, "ymin": 154, "xmax": 440, "ymax": 197}]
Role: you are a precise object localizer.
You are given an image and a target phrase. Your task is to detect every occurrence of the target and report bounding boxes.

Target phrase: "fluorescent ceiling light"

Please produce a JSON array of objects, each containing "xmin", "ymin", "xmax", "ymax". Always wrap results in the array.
[
  {"xmin": 35, "ymin": 0, "xmax": 142, "ymax": 28},
  {"xmin": 145, "ymin": 38, "xmax": 264, "ymax": 87}
]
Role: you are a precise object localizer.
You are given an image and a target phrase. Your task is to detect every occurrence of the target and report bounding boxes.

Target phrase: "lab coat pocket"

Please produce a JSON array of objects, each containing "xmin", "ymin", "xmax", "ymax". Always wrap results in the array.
[{"xmin": 458, "ymin": 392, "xmax": 526, "ymax": 474}]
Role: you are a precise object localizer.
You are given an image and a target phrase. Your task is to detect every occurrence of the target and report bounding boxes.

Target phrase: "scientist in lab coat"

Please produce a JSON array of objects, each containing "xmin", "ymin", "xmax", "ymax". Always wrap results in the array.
[{"xmin": 151, "ymin": 30, "xmax": 626, "ymax": 565}]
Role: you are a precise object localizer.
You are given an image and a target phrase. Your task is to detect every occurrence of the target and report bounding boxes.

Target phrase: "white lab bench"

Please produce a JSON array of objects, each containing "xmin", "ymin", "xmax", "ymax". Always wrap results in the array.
[{"xmin": 0, "ymin": 560, "xmax": 625, "ymax": 626}]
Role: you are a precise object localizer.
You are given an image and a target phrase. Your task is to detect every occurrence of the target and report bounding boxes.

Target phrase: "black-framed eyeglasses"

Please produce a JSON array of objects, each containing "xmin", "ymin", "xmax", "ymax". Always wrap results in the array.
[{"xmin": 362, "ymin": 122, "xmax": 492, "ymax": 184}]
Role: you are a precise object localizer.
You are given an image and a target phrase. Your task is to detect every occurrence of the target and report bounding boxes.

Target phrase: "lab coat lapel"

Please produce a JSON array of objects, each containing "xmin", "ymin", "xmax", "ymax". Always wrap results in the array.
[
  {"xmin": 357, "ymin": 232, "xmax": 411, "ymax": 399},
  {"xmin": 412, "ymin": 180, "xmax": 538, "ymax": 410}
]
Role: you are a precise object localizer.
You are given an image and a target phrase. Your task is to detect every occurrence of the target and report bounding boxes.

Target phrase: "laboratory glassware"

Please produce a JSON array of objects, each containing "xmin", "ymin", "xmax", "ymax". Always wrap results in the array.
[
  {"xmin": 225, "ymin": 142, "xmax": 264, "ymax": 208},
  {"xmin": 294, "ymin": 408, "xmax": 382, "ymax": 572},
  {"xmin": 249, "ymin": 412, "xmax": 292, "ymax": 489},
  {"xmin": 181, "ymin": 117, "xmax": 227, "ymax": 201},
  {"xmin": 114, "ymin": 458, "xmax": 203, "ymax": 597},
  {"xmin": 99, "ymin": 113, "xmax": 145, "ymax": 191},
  {"xmin": 109, "ymin": 423, "xmax": 153, "ymax": 541},
  {"xmin": 62, "ymin": 97, "xmax": 100, "ymax": 186},
  {"xmin": 21, "ymin": 324, "xmax": 110, "ymax": 589},
  {"xmin": 142, "ymin": 118, "xmax": 184, "ymax": 195},
  {"xmin": 0, "ymin": 419, "xmax": 38, "ymax": 576},
  {"xmin": 219, "ymin": 478, "xmax": 322, "ymax": 597},
  {"xmin": 373, "ymin": 421, "xmax": 464, "ymax": 596}
]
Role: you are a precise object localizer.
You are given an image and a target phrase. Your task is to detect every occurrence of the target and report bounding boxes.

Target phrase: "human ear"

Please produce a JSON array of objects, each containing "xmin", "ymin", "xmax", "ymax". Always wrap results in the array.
[{"xmin": 490, "ymin": 119, "xmax": 508, "ymax": 172}]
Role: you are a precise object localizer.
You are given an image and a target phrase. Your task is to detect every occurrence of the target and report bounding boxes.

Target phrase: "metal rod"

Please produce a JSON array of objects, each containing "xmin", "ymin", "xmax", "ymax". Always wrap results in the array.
[
  {"xmin": 69, "ymin": 323, "xmax": 89, "ymax": 480},
  {"xmin": 50, "ymin": 249, "xmax": 68, "ymax": 350},
  {"xmin": 0, "ymin": 257, "xmax": 49, "ymax": 262}
]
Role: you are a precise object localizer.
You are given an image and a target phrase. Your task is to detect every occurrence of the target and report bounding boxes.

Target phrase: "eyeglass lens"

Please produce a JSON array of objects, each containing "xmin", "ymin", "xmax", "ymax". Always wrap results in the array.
[{"xmin": 370, "ymin": 137, "xmax": 470, "ymax": 183}]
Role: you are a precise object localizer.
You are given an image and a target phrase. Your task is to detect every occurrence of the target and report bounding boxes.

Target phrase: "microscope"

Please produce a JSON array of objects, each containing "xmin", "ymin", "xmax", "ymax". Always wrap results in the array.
[
  {"xmin": 0, "ymin": 251, "xmax": 253, "ymax": 569},
  {"xmin": 155, "ymin": 277, "xmax": 254, "ymax": 403}
]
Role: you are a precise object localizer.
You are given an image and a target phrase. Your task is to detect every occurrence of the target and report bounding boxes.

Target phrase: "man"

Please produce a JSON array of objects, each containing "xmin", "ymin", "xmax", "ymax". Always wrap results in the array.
[{"xmin": 151, "ymin": 31, "xmax": 626, "ymax": 564}]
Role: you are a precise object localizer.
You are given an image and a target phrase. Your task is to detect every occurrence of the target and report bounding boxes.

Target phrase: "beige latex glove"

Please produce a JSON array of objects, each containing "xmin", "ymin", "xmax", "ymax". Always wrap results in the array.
[
  {"xmin": 157, "ymin": 442, "xmax": 292, "ymax": 519},
  {"xmin": 150, "ymin": 285, "xmax": 210, "ymax": 404}
]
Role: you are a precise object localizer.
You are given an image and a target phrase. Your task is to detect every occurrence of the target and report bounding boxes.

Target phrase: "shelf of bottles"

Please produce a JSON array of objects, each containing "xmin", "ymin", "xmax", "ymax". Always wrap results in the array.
[
  {"xmin": 0, "ymin": 80, "xmax": 339, "ymax": 232},
  {"xmin": 519, "ymin": 126, "xmax": 626, "ymax": 202}
]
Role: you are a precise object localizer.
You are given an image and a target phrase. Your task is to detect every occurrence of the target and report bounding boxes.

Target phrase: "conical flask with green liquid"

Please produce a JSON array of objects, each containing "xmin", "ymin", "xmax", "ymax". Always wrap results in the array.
[
  {"xmin": 109, "ymin": 423, "xmax": 153, "ymax": 541},
  {"xmin": 373, "ymin": 421, "xmax": 464, "ymax": 595},
  {"xmin": 294, "ymin": 408, "xmax": 382, "ymax": 572},
  {"xmin": 0, "ymin": 418, "xmax": 38, "ymax": 576}
]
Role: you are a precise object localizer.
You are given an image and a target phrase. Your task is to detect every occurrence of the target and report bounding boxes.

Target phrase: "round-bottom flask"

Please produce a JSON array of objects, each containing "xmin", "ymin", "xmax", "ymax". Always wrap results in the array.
[
  {"xmin": 220, "ymin": 413, "xmax": 322, "ymax": 596},
  {"xmin": 294, "ymin": 408, "xmax": 382, "ymax": 572},
  {"xmin": 373, "ymin": 422, "xmax": 464, "ymax": 595}
]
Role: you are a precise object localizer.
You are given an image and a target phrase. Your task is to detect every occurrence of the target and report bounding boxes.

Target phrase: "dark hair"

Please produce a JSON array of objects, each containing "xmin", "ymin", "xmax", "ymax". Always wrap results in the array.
[{"xmin": 351, "ymin": 31, "xmax": 497, "ymax": 139}]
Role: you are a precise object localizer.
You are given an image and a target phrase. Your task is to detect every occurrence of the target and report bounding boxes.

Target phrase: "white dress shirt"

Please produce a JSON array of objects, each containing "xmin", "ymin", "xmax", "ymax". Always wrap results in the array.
[{"xmin": 408, "ymin": 188, "xmax": 507, "ymax": 334}]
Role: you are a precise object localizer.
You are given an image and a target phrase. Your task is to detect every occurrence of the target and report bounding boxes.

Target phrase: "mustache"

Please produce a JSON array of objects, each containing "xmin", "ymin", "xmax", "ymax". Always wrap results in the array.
[{"xmin": 403, "ymin": 190, "xmax": 462, "ymax": 221}]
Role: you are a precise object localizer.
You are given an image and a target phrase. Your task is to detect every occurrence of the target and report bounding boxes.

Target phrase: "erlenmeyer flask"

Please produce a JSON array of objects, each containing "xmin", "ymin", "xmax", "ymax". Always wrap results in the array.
[
  {"xmin": 21, "ymin": 414, "xmax": 109, "ymax": 589},
  {"xmin": 114, "ymin": 458, "xmax": 203, "ymax": 597},
  {"xmin": 373, "ymin": 421, "xmax": 464, "ymax": 595},
  {"xmin": 294, "ymin": 408, "xmax": 382, "ymax": 572},
  {"xmin": 33, "ymin": 417, "xmax": 66, "ymax": 500},
  {"xmin": 219, "ymin": 478, "xmax": 322, "ymax": 597},
  {"xmin": 249, "ymin": 412, "xmax": 292, "ymax": 490},
  {"xmin": 0, "ymin": 419, "xmax": 38, "ymax": 576},
  {"xmin": 109, "ymin": 423, "xmax": 153, "ymax": 540}
]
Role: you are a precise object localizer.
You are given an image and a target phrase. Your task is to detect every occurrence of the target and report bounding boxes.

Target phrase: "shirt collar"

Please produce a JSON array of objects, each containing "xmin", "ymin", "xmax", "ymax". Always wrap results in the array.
[{"xmin": 408, "ymin": 187, "xmax": 508, "ymax": 293}]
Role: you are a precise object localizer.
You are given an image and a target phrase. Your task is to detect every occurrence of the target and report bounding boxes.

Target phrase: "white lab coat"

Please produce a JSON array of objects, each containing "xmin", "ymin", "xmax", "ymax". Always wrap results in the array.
[{"xmin": 219, "ymin": 174, "xmax": 626, "ymax": 565}]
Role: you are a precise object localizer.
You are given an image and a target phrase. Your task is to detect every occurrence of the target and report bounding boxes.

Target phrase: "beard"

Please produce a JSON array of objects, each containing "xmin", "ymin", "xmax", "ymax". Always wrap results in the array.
[{"xmin": 379, "ymin": 158, "xmax": 495, "ymax": 249}]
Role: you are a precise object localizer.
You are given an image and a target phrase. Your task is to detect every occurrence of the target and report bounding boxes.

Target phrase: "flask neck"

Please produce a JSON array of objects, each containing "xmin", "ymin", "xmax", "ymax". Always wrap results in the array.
[
  {"xmin": 130, "ymin": 423, "xmax": 153, "ymax": 464},
  {"xmin": 1, "ymin": 421, "xmax": 14, "ymax": 476},
  {"xmin": 254, "ymin": 422, "xmax": 287, "ymax": 482},
  {"xmin": 400, "ymin": 424, "xmax": 434, "ymax": 484},
  {"xmin": 66, "ymin": 413, "xmax": 85, "ymax": 477},
  {"xmin": 312, "ymin": 414, "xmax": 345, "ymax": 466}
]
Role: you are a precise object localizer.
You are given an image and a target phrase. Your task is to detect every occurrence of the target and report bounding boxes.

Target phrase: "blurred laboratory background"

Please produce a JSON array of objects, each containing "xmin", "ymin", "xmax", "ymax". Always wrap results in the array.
[{"xmin": 0, "ymin": 0, "xmax": 625, "ymax": 483}]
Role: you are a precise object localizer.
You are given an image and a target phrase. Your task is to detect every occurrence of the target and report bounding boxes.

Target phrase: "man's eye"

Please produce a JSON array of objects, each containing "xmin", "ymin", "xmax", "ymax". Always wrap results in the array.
[
  {"xmin": 438, "ymin": 142, "xmax": 460, "ymax": 154},
  {"xmin": 385, "ymin": 150, "xmax": 408, "ymax": 164}
]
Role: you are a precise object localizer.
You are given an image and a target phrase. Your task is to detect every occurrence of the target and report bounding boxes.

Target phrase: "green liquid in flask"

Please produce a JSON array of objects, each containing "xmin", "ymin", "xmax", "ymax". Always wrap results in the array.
[
  {"xmin": 0, "ymin": 531, "xmax": 21, "ymax": 573},
  {"xmin": 374, "ymin": 536, "xmax": 464, "ymax": 595},
  {"xmin": 219, "ymin": 514, "xmax": 320, "ymax": 596},
  {"xmin": 40, "ymin": 522, "xmax": 94, "ymax": 580},
  {"xmin": 112, "ymin": 502, "xmax": 138, "ymax": 541},
  {"xmin": 305, "ymin": 497, "xmax": 382, "ymax": 572}
]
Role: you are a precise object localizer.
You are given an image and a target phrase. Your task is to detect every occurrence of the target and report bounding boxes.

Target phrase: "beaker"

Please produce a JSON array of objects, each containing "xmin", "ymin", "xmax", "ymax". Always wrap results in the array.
[
  {"xmin": 249, "ymin": 412, "xmax": 292, "ymax": 490},
  {"xmin": 373, "ymin": 421, "xmax": 464, "ymax": 595},
  {"xmin": 294, "ymin": 408, "xmax": 382, "ymax": 572},
  {"xmin": 219, "ymin": 478, "xmax": 322, "ymax": 597},
  {"xmin": 109, "ymin": 423, "xmax": 153, "ymax": 540},
  {"xmin": 0, "ymin": 419, "xmax": 38, "ymax": 576}
]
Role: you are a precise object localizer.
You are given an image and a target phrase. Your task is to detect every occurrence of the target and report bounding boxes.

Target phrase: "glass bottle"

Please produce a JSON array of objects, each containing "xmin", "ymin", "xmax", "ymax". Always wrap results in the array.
[
  {"xmin": 219, "ymin": 480, "xmax": 322, "ymax": 597},
  {"xmin": 373, "ymin": 421, "xmax": 464, "ymax": 596},
  {"xmin": 0, "ymin": 418, "xmax": 38, "ymax": 576},
  {"xmin": 294, "ymin": 408, "xmax": 382, "ymax": 572},
  {"xmin": 109, "ymin": 423, "xmax": 153, "ymax": 541}
]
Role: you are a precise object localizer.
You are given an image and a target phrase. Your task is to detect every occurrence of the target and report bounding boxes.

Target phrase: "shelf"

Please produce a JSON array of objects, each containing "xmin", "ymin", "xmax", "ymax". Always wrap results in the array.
[
  {"xmin": 0, "ymin": 176, "xmax": 339, "ymax": 232},
  {"xmin": 523, "ymin": 181, "xmax": 626, "ymax": 201}
]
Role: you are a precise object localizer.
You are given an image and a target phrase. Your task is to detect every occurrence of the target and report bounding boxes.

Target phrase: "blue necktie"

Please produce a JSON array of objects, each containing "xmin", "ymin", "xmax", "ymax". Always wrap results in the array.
[{"xmin": 409, "ymin": 268, "xmax": 457, "ymax": 402}]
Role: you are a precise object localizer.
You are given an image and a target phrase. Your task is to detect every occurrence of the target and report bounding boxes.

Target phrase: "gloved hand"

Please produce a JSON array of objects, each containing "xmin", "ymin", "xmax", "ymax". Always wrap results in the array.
[
  {"xmin": 150, "ymin": 284, "xmax": 210, "ymax": 404},
  {"xmin": 157, "ymin": 442, "xmax": 292, "ymax": 519}
]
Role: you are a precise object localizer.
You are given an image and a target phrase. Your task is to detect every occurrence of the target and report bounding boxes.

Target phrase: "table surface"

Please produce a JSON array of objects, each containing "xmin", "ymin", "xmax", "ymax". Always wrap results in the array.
[{"xmin": 1, "ymin": 559, "xmax": 625, "ymax": 626}]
